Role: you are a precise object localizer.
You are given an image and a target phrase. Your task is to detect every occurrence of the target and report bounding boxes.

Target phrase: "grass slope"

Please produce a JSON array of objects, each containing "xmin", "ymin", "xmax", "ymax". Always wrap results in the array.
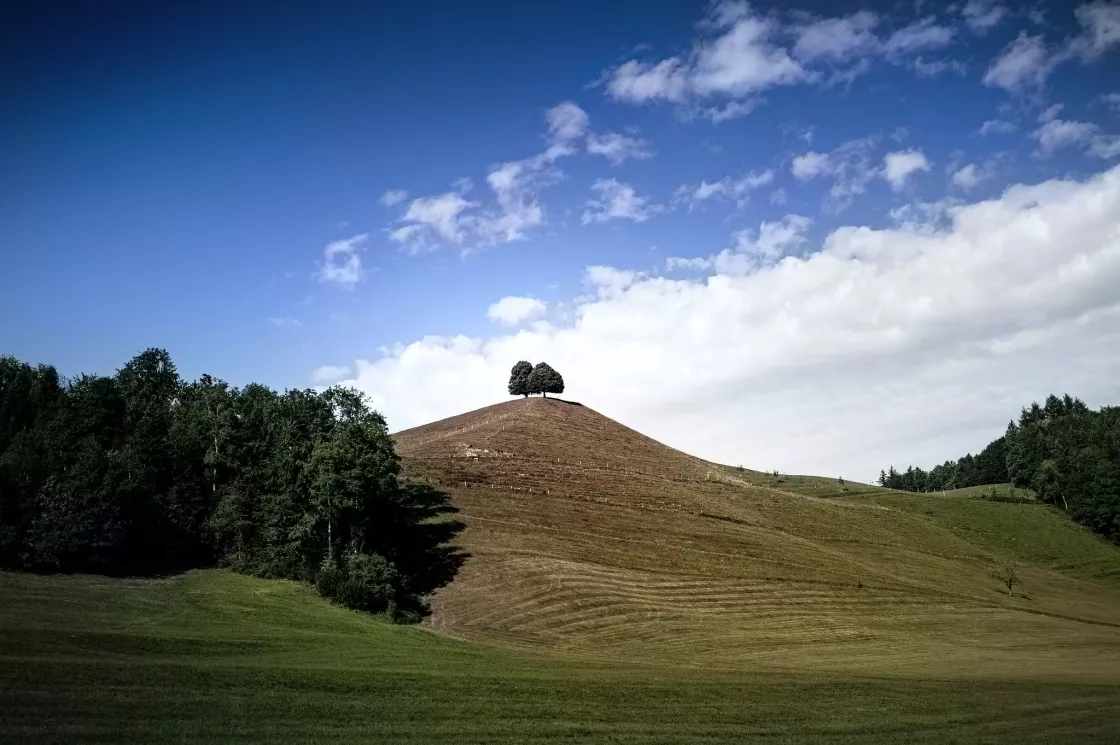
[
  {"xmin": 3, "ymin": 569, "xmax": 1120, "ymax": 744},
  {"xmin": 397, "ymin": 398, "xmax": 1120, "ymax": 677}
]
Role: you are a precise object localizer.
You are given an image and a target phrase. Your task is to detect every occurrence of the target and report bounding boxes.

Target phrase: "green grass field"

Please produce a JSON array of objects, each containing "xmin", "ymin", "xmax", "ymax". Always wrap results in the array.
[
  {"xmin": 5, "ymin": 399, "xmax": 1120, "ymax": 742},
  {"xmin": 3, "ymin": 569, "xmax": 1120, "ymax": 744}
]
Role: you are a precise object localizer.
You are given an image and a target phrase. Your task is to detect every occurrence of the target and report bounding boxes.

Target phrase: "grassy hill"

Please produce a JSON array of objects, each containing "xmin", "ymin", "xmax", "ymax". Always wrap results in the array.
[
  {"xmin": 4, "ymin": 569, "xmax": 1120, "ymax": 743},
  {"xmin": 397, "ymin": 397, "xmax": 1120, "ymax": 678},
  {"xmin": 3, "ymin": 395, "xmax": 1120, "ymax": 742}
]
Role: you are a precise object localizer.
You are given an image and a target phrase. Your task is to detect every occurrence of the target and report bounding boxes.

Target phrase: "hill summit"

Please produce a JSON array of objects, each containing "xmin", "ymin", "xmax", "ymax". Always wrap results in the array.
[{"xmin": 395, "ymin": 398, "xmax": 1120, "ymax": 679}]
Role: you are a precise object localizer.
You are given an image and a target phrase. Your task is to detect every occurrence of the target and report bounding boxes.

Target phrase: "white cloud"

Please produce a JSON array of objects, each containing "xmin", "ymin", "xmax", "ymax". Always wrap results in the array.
[
  {"xmin": 675, "ymin": 169, "xmax": 774, "ymax": 209},
  {"xmin": 586, "ymin": 132, "xmax": 653, "ymax": 164},
  {"xmin": 983, "ymin": 32, "xmax": 1054, "ymax": 92},
  {"xmin": 380, "ymin": 189, "xmax": 408, "ymax": 207},
  {"xmin": 728, "ymin": 214, "xmax": 812, "ymax": 263},
  {"xmin": 311, "ymin": 365, "xmax": 351, "ymax": 385},
  {"xmin": 791, "ymin": 137, "xmax": 881, "ymax": 211},
  {"xmin": 881, "ymin": 149, "xmax": 931, "ymax": 191},
  {"xmin": 603, "ymin": 2, "xmax": 807, "ymax": 108},
  {"xmin": 979, "ymin": 6, "xmax": 1120, "ymax": 95},
  {"xmin": 978, "ymin": 119, "xmax": 1017, "ymax": 136},
  {"xmin": 1102, "ymin": 92, "xmax": 1120, "ymax": 113},
  {"xmin": 951, "ymin": 163, "xmax": 987, "ymax": 190},
  {"xmin": 582, "ymin": 179, "xmax": 661, "ymax": 224},
  {"xmin": 883, "ymin": 17, "xmax": 956, "ymax": 56},
  {"xmin": 391, "ymin": 194, "xmax": 476, "ymax": 251},
  {"xmin": 1031, "ymin": 118, "xmax": 1120, "ymax": 157},
  {"xmin": 791, "ymin": 151, "xmax": 831, "ymax": 180},
  {"xmin": 605, "ymin": 59, "xmax": 690, "ymax": 104},
  {"xmin": 331, "ymin": 166, "xmax": 1120, "ymax": 481},
  {"xmin": 792, "ymin": 11, "xmax": 880, "ymax": 62},
  {"xmin": 316, "ymin": 234, "xmax": 368, "ymax": 288},
  {"xmin": 961, "ymin": 0, "xmax": 1009, "ymax": 34},
  {"xmin": 546, "ymin": 101, "xmax": 590, "ymax": 145},
  {"xmin": 391, "ymin": 102, "xmax": 589, "ymax": 253},
  {"xmin": 269, "ymin": 316, "xmax": 303, "ymax": 329},
  {"xmin": 667, "ymin": 214, "xmax": 811, "ymax": 274},
  {"xmin": 1034, "ymin": 119, "xmax": 1094, "ymax": 154},
  {"xmin": 698, "ymin": 99, "xmax": 761, "ymax": 123},
  {"xmin": 1070, "ymin": 2, "xmax": 1120, "ymax": 60},
  {"xmin": 487, "ymin": 296, "xmax": 547, "ymax": 326}
]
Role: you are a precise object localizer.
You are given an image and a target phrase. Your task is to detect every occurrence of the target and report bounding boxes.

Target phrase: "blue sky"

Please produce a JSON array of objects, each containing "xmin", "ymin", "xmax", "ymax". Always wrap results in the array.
[{"xmin": 3, "ymin": 1, "xmax": 1120, "ymax": 477}]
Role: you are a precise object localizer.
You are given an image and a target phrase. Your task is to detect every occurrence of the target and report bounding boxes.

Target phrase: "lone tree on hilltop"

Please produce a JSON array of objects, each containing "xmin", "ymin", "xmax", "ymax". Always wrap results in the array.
[
  {"xmin": 527, "ymin": 362, "xmax": 564, "ymax": 398},
  {"xmin": 508, "ymin": 361, "xmax": 533, "ymax": 397}
]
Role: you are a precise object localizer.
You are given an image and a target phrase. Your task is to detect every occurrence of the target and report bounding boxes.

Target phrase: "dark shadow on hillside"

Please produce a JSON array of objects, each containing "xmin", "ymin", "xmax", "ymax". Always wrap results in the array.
[{"xmin": 396, "ymin": 482, "xmax": 469, "ymax": 621}]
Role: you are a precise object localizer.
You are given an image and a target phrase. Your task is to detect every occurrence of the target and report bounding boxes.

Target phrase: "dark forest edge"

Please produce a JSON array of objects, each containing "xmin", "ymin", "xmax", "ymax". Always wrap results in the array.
[
  {"xmin": 878, "ymin": 394, "xmax": 1120, "ymax": 544},
  {"xmin": 0, "ymin": 349, "xmax": 465, "ymax": 622}
]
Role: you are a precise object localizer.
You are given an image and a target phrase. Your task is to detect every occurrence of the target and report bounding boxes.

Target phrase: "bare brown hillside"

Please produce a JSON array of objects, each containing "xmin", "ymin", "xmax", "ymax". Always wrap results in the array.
[{"xmin": 395, "ymin": 397, "xmax": 1120, "ymax": 679}]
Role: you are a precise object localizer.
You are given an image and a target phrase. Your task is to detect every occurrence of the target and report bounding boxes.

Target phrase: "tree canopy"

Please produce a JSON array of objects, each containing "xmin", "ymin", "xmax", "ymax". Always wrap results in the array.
[
  {"xmin": 0, "ymin": 350, "xmax": 464, "ymax": 620},
  {"xmin": 507, "ymin": 361, "xmax": 533, "ymax": 397},
  {"xmin": 527, "ymin": 362, "xmax": 564, "ymax": 398},
  {"xmin": 879, "ymin": 393, "xmax": 1120, "ymax": 544}
]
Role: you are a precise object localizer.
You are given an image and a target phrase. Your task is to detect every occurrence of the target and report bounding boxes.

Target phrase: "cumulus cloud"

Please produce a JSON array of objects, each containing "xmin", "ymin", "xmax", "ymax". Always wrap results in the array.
[
  {"xmin": 582, "ymin": 179, "xmax": 661, "ymax": 224},
  {"xmin": 668, "ymin": 214, "xmax": 812, "ymax": 273},
  {"xmin": 601, "ymin": 3, "xmax": 972, "ymax": 111},
  {"xmin": 983, "ymin": 33, "xmax": 1054, "ymax": 92},
  {"xmin": 791, "ymin": 151, "xmax": 831, "ymax": 180},
  {"xmin": 316, "ymin": 234, "xmax": 368, "ymax": 288},
  {"xmin": 546, "ymin": 101, "xmax": 591, "ymax": 144},
  {"xmin": 1033, "ymin": 117, "xmax": 1120, "ymax": 158},
  {"xmin": 325, "ymin": 166, "xmax": 1120, "ymax": 480},
  {"xmin": 791, "ymin": 11, "xmax": 880, "ymax": 63},
  {"xmin": 379, "ymin": 189, "xmax": 408, "ymax": 207},
  {"xmin": 487, "ymin": 296, "xmax": 547, "ymax": 326},
  {"xmin": 586, "ymin": 131, "xmax": 654, "ymax": 164},
  {"xmin": 883, "ymin": 16, "xmax": 956, "ymax": 56},
  {"xmin": 311, "ymin": 365, "xmax": 351, "ymax": 385},
  {"xmin": 791, "ymin": 137, "xmax": 881, "ymax": 211},
  {"xmin": 674, "ymin": 169, "xmax": 774, "ymax": 209},
  {"xmin": 951, "ymin": 163, "xmax": 991, "ymax": 190},
  {"xmin": 978, "ymin": 119, "xmax": 1017, "ymax": 136},
  {"xmin": 389, "ymin": 102, "xmax": 588, "ymax": 253},
  {"xmin": 603, "ymin": 2, "xmax": 807, "ymax": 109},
  {"xmin": 881, "ymin": 149, "xmax": 931, "ymax": 191},
  {"xmin": 961, "ymin": 0, "xmax": 1009, "ymax": 34},
  {"xmin": 984, "ymin": 7, "xmax": 1120, "ymax": 95},
  {"xmin": 1069, "ymin": 2, "xmax": 1120, "ymax": 60}
]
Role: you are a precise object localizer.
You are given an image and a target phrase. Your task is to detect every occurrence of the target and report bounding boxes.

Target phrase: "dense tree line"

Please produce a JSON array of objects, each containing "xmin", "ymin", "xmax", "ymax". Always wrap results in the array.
[
  {"xmin": 0, "ymin": 350, "xmax": 464, "ymax": 620},
  {"xmin": 880, "ymin": 394, "xmax": 1120, "ymax": 543},
  {"xmin": 878, "ymin": 437, "xmax": 1009, "ymax": 494},
  {"xmin": 508, "ymin": 361, "xmax": 564, "ymax": 398}
]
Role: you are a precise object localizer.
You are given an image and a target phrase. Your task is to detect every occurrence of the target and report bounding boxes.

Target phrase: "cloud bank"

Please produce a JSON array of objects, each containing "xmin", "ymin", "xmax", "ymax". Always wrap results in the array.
[{"xmin": 323, "ymin": 166, "xmax": 1120, "ymax": 480}]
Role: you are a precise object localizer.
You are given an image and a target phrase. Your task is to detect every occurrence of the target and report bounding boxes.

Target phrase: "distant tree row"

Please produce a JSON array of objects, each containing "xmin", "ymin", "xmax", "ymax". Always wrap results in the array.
[
  {"xmin": 0, "ymin": 350, "xmax": 464, "ymax": 620},
  {"xmin": 879, "ymin": 394, "xmax": 1120, "ymax": 543},
  {"xmin": 878, "ymin": 437, "xmax": 1009, "ymax": 494},
  {"xmin": 508, "ymin": 361, "xmax": 564, "ymax": 398}
]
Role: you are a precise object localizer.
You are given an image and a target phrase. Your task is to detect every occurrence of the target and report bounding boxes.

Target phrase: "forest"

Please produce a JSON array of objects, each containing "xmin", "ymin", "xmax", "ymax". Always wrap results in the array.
[
  {"xmin": 0, "ymin": 349, "xmax": 464, "ymax": 620},
  {"xmin": 879, "ymin": 394, "xmax": 1120, "ymax": 543}
]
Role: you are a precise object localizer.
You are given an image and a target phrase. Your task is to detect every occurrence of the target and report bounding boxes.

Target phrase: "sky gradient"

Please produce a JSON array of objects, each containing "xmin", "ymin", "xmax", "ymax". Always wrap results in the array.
[{"xmin": 3, "ymin": 0, "xmax": 1120, "ymax": 479}]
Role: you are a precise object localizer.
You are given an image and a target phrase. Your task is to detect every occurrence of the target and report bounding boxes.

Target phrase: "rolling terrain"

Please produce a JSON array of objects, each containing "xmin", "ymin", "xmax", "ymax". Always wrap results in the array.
[
  {"xmin": 397, "ymin": 397, "xmax": 1120, "ymax": 679},
  {"xmin": 3, "ymin": 395, "xmax": 1120, "ymax": 743}
]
